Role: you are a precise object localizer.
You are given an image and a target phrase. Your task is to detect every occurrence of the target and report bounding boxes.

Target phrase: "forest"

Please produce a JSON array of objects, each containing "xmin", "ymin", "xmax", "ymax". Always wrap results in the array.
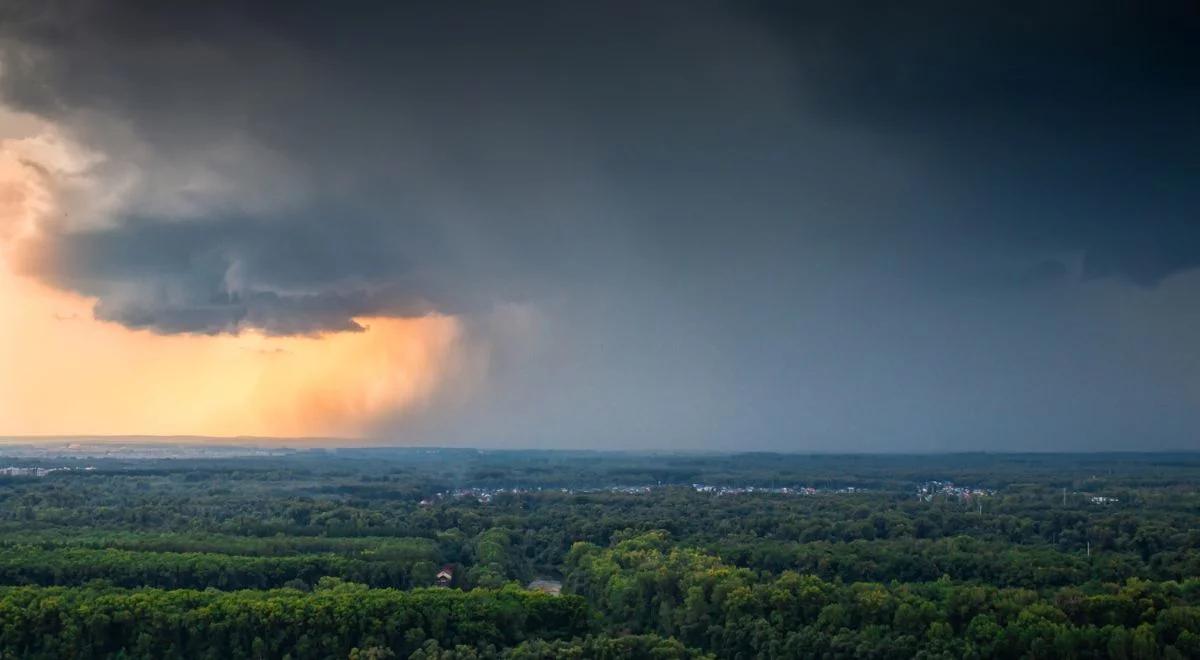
[{"xmin": 0, "ymin": 448, "xmax": 1197, "ymax": 658}]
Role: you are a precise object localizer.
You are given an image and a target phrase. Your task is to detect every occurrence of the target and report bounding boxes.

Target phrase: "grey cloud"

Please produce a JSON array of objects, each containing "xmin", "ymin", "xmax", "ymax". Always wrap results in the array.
[
  {"xmin": 753, "ymin": 1, "xmax": 1200, "ymax": 287},
  {"xmin": 1, "ymin": 0, "xmax": 809, "ymax": 334},
  {"xmin": 93, "ymin": 288, "xmax": 425, "ymax": 337}
]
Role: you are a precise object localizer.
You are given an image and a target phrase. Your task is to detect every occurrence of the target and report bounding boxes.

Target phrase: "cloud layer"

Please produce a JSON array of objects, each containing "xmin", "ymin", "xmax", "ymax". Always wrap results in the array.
[{"xmin": 1, "ymin": 1, "xmax": 1198, "ymax": 449}]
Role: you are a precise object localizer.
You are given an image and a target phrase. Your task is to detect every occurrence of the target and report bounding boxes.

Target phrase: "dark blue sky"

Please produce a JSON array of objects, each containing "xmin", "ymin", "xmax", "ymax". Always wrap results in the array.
[{"xmin": 1, "ymin": 1, "xmax": 1197, "ymax": 450}]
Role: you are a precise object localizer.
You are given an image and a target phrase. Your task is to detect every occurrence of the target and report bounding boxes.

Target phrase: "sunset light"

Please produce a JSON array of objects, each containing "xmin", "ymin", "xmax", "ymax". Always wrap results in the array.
[{"xmin": 0, "ymin": 264, "xmax": 461, "ymax": 437}]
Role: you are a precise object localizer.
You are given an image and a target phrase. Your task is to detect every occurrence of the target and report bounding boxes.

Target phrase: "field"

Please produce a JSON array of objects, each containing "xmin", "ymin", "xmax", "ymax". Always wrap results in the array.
[{"xmin": 0, "ymin": 447, "xmax": 1197, "ymax": 658}]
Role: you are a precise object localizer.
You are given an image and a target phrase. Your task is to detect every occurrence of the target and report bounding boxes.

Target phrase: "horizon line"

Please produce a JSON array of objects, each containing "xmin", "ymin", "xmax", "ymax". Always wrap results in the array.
[{"xmin": 1, "ymin": 435, "xmax": 1198, "ymax": 456}]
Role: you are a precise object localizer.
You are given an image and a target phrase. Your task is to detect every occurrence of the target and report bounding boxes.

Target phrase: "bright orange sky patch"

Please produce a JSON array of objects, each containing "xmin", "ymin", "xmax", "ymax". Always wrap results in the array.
[{"xmin": 0, "ymin": 264, "xmax": 461, "ymax": 437}]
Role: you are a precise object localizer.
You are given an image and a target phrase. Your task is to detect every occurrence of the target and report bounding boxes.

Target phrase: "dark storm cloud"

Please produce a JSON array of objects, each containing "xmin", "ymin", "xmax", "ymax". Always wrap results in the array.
[
  {"xmin": 752, "ymin": 1, "xmax": 1200, "ymax": 286},
  {"xmin": 4, "ymin": 0, "xmax": 808, "ymax": 332},
  {"xmin": 1, "ymin": 0, "xmax": 1198, "ymax": 449},
  {"xmin": 4, "ymin": 0, "xmax": 1197, "ymax": 321}
]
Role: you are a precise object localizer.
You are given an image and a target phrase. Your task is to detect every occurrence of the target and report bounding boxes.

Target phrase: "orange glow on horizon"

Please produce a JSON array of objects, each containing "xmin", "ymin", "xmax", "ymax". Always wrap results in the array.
[{"xmin": 0, "ymin": 266, "xmax": 462, "ymax": 438}]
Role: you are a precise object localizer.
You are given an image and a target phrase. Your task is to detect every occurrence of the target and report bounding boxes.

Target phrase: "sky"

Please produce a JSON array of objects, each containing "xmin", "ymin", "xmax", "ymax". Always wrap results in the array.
[{"xmin": 0, "ymin": 0, "xmax": 1198, "ymax": 451}]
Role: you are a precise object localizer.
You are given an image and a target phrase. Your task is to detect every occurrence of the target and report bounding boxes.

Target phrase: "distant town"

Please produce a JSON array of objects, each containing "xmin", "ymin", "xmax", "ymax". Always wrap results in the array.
[
  {"xmin": 0, "ymin": 466, "xmax": 95, "ymax": 478},
  {"xmin": 420, "ymin": 482, "xmax": 869, "ymax": 505},
  {"xmin": 916, "ymin": 480, "xmax": 995, "ymax": 501}
]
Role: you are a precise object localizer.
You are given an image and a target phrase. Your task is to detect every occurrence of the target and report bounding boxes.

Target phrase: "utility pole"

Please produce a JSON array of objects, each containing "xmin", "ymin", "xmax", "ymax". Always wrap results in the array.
[
  {"xmin": 1062, "ymin": 487, "xmax": 1066, "ymax": 506},
  {"xmin": 1087, "ymin": 540, "xmax": 1091, "ymax": 557}
]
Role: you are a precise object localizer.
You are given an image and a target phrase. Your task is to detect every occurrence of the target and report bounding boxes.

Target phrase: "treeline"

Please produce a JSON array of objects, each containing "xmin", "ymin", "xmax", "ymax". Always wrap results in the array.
[
  {"xmin": 3, "ymin": 491, "xmax": 1198, "ymax": 593},
  {"xmin": 0, "ymin": 545, "xmax": 437, "ymax": 590},
  {"xmin": 0, "ymin": 528, "xmax": 442, "ymax": 559},
  {"xmin": 0, "ymin": 528, "xmax": 535, "ymax": 591},
  {"xmin": 0, "ymin": 581, "xmax": 591, "ymax": 659},
  {"xmin": 408, "ymin": 635, "xmax": 711, "ymax": 659},
  {"xmin": 5, "ymin": 465, "xmax": 1197, "ymax": 575},
  {"xmin": 565, "ymin": 531, "xmax": 1200, "ymax": 659},
  {"xmin": 13, "ymin": 484, "xmax": 1193, "ymax": 553},
  {"xmin": 3, "ymin": 534, "xmax": 1196, "ymax": 605},
  {"xmin": 709, "ymin": 536, "xmax": 1200, "ymax": 589},
  {"xmin": 9, "ymin": 458, "xmax": 1198, "ymax": 549}
]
